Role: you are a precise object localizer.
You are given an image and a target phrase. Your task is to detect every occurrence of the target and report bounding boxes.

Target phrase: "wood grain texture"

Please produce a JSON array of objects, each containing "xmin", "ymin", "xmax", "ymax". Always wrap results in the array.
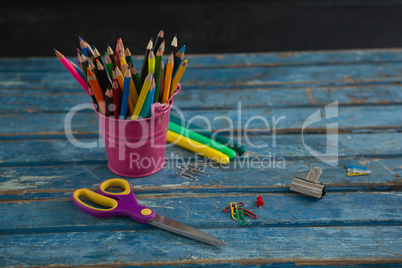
[{"xmin": 0, "ymin": 49, "xmax": 401, "ymax": 267}]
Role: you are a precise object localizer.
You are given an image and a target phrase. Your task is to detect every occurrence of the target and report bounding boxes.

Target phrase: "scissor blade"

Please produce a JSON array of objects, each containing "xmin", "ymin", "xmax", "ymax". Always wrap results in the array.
[{"xmin": 147, "ymin": 214, "xmax": 226, "ymax": 247}]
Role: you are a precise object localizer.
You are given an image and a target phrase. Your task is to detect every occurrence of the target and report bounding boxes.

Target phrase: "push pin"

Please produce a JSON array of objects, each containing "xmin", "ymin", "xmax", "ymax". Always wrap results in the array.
[
  {"xmin": 256, "ymin": 196, "xmax": 264, "ymax": 208},
  {"xmin": 290, "ymin": 167, "xmax": 326, "ymax": 198}
]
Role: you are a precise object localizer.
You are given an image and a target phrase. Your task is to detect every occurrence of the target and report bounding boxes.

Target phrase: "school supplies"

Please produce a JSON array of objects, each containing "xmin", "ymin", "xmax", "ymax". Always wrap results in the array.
[
  {"xmin": 223, "ymin": 202, "xmax": 257, "ymax": 219},
  {"xmin": 166, "ymin": 130, "xmax": 230, "ymax": 165},
  {"xmin": 169, "ymin": 115, "xmax": 246, "ymax": 156},
  {"xmin": 72, "ymin": 178, "xmax": 225, "ymax": 247},
  {"xmin": 256, "ymin": 196, "xmax": 264, "ymax": 208},
  {"xmin": 168, "ymin": 121, "xmax": 236, "ymax": 159},
  {"xmin": 290, "ymin": 167, "xmax": 326, "ymax": 198},
  {"xmin": 54, "ymin": 49, "xmax": 89, "ymax": 96},
  {"xmin": 55, "ymin": 30, "xmax": 187, "ymax": 120}
]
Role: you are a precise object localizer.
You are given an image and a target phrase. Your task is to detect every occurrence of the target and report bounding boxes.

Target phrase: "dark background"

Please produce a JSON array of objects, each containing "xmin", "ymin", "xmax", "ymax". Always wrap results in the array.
[{"xmin": 2, "ymin": 1, "xmax": 402, "ymax": 57}]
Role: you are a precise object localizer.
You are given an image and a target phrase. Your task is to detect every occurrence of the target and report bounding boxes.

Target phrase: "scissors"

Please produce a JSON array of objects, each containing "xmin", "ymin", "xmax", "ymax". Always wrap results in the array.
[{"xmin": 72, "ymin": 178, "xmax": 225, "ymax": 247}]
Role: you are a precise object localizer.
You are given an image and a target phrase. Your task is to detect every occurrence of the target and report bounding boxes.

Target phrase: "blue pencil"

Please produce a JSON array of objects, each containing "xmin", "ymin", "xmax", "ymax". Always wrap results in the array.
[
  {"xmin": 147, "ymin": 76, "xmax": 156, "ymax": 117},
  {"xmin": 78, "ymin": 37, "xmax": 88, "ymax": 57},
  {"xmin": 172, "ymin": 45, "xmax": 185, "ymax": 78},
  {"xmin": 68, "ymin": 59, "xmax": 86, "ymax": 81},
  {"xmin": 120, "ymin": 69, "xmax": 131, "ymax": 119}
]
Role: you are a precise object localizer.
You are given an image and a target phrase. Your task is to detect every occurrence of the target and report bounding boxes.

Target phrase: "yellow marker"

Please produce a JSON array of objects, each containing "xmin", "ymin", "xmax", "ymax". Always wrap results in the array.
[
  {"xmin": 170, "ymin": 59, "xmax": 187, "ymax": 96},
  {"xmin": 131, "ymin": 73, "xmax": 153, "ymax": 120},
  {"xmin": 166, "ymin": 130, "xmax": 230, "ymax": 165}
]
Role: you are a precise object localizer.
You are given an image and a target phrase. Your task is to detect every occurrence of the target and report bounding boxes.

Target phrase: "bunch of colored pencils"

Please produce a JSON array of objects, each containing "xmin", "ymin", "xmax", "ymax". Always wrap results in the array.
[{"xmin": 55, "ymin": 29, "xmax": 187, "ymax": 120}]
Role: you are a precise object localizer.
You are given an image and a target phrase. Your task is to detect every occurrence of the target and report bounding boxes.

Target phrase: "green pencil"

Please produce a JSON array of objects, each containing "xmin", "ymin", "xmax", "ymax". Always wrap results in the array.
[
  {"xmin": 168, "ymin": 121, "xmax": 236, "ymax": 159},
  {"xmin": 104, "ymin": 53, "xmax": 114, "ymax": 80},
  {"xmin": 169, "ymin": 115, "xmax": 246, "ymax": 156},
  {"xmin": 154, "ymin": 47, "xmax": 163, "ymax": 103}
]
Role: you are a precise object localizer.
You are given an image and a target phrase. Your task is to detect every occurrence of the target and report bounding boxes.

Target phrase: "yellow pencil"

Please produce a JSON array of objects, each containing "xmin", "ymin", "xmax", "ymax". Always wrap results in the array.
[
  {"xmin": 166, "ymin": 131, "xmax": 230, "ymax": 165},
  {"xmin": 131, "ymin": 73, "xmax": 153, "ymax": 120},
  {"xmin": 161, "ymin": 52, "xmax": 174, "ymax": 104},
  {"xmin": 148, "ymin": 50, "xmax": 155, "ymax": 74},
  {"xmin": 170, "ymin": 59, "xmax": 187, "ymax": 96},
  {"xmin": 115, "ymin": 66, "xmax": 135, "ymax": 113}
]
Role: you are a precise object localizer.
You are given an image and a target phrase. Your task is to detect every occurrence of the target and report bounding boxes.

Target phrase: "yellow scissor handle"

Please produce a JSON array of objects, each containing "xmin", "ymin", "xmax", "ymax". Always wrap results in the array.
[
  {"xmin": 99, "ymin": 178, "xmax": 131, "ymax": 195},
  {"xmin": 230, "ymin": 202, "xmax": 238, "ymax": 220},
  {"xmin": 73, "ymin": 188, "xmax": 118, "ymax": 211}
]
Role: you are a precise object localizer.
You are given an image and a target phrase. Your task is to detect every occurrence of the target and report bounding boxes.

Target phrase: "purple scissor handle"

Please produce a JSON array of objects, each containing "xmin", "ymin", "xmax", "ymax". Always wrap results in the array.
[
  {"xmin": 72, "ymin": 178, "xmax": 226, "ymax": 247},
  {"xmin": 72, "ymin": 178, "xmax": 154, "ymax": 224}
]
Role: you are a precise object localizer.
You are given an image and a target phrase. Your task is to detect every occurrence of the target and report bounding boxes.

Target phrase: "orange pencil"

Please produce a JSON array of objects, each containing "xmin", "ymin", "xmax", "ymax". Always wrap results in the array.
[
  {"xmin": 86, "ymin": 67, "xmax": 106, "ymax": 114},
  {"xmin": 161, "ymin": 52, "xmax": 174, "ymax": 104}
]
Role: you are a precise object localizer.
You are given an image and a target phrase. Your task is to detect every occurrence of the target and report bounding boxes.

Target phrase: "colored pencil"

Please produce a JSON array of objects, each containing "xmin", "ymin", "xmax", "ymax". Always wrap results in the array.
[
  {"xmin": 148, "ymin": 50, "xmax": 155, "ymax": 74},
  {"xmin": 172, "ymin": 45, "xmax": 185, "ymax": 78},
  {"xmin": 169, "ymin": 115, "xmax": 246, "ymax": 155},
  {"xmin": 161, "ymin": 52, "xmax": 174, "ymax": 104},
  {"xmin": 125, "ymin": 47, "xmax": 134, "ymax": 66},
  {"xmin": 139, "ymin": 76, "xmax": 155, "ymax": 119},
  {"xmin": 168, "ymin": 121, "xmax": 236, "ymax": 159},
  {"xmin": 86, "ymin": 67, "xmax": 106, "ymax": 114},
  {"xmin": 170, "ymin": 59, "xmax": 187, "ymax": 96},
  {"xmin": 140, "ymin": 38, "xmax": 153, "ymax": 84},
  {"xmin": 131, "ymin": 73, "xmax": 152, "ymax": 120},
  {"xmin": 104, "ymin": 83, "xmax": 114, "ymax": 117},
  {"xmin": 68, "ymin": 59, "xmax": 86, "ymax": 81},
  {"xmin": 129, "ymin": 63, "xmax": 142, "ymax": 96},
  {"xmin": 170, "ymin": 34, "xmax": 178, "ymax": 56},
  {"xmin": 160, "ymin": 39, "xmax": 165, "ymax": 55},
  {"xmin": 148, "ymin": 80, "xmax": 156, "ymax": 117},
  {"xmin": 104, "ymin": 53, "xmax": 114, "ymax": 80},
  {"xmin": 153, "ymin": 28, "xmax": 164, "ymax": 54},
  {"xmin": 92, "ymin": 46, "xmax": 104, "ymax": 67},
  {"xmin": 127, "ymin": 67, "xmax": 139, "ymax": 107},
  {"xmin": 79, "ymin": 36, "xmax": 93, "ymax": 57},
  {"xmin": 55, "ymin": 49, "xmax": 90, "ymax": 96},
  {"xmin": 112, "ymin": 78, "xmax": 121, "ymax": 119},
  {"xmin": 96, "ymin": 59, "xmax": 110, "ymax": 94},
  {"xmin": 166, "ymin": 130, "xmax": 230, "ymax": 165},
  {"xmin": 120, "ymin": 68, "xmax": 132, "ymax": 118},
  {"xmin": 115, "ymin": 66, "xmax": 135, "ymax": 114},
  {"xmin": 154, "ymin": 47, "xmax": 163, "ymax": 103},
  {"xmin": 106, "ymin": 44, "xmax": 117, "ymax": 68}
]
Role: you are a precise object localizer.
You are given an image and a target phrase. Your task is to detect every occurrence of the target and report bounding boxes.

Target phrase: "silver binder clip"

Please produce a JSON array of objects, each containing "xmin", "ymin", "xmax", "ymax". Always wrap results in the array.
[{"xmin": 290, "ymin": 167, "xmax": 326, "ymax": 198}]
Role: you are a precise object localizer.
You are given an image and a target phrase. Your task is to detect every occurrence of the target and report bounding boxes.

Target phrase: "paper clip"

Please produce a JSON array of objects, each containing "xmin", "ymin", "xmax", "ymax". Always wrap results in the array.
[
  {"xmin": 347, "ymin": 171, "xmax": 369, "ymax": 176},
  {"xmin": 236, "ymin": 207, "xmax": 247, "ymax": 225},
  {"xmin": 347, "ymin": 168, "xmax": 371, "ymax": 174},
  {"xmin": 223, "ymin": 202, "xmax": 257, "ymax": 218},
  {"xmin": 345, "ymin": 165, "xmax": 368, "ymax": 170},
  {"xmin": 230, "ymin": 202, "xmax": 238, "ymax": 220},
  {"xmin": 243, "ymin": 208, "xmax": 258, "ymax": 219},
  {"xmin": 223, "ymin": 202, "xmax": 244, "ymax": 212},
  {"xmin": 176, "ymin": 171, "xmax": 198, "ymax": 182}
]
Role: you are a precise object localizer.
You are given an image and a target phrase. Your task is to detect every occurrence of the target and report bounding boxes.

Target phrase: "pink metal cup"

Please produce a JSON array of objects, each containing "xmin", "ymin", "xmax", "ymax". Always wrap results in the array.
[{"xmin": 96, "ymin": 84, "xmax": 181, "ymax": 177}]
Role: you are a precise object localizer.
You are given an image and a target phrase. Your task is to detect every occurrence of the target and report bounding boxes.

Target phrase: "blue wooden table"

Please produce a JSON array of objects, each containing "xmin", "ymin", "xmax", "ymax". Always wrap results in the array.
[{"xmin": 1, "ymin": 49, "xmax": 401, "ymax": 267}]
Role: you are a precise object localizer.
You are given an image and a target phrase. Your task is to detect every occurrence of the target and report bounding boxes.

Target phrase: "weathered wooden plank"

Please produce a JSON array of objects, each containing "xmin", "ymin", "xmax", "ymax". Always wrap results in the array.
[
  {"xmin": 2, "ymin": 60, "xmax": 402, "ymax": 91},
  {"xmin": 1, "ymin": 226, "xmax": 401, "ymax": 267},
  {"xmin": 1, "ymin": 105, "xmax": 401, "ymax": 137},
  {"xmin": 0, "ymin": 133, "xmax": 401, "ymax": 168},
  {"xmin": 3, "ymin": 49, "xmax": 402, "ymax": 72},
  {"xmin": 2, "ymin": 84, "xmax": 402, "ymax": 114},
  {"xmin": 1, "ymin": 155, "xmax": 401, "ymax": 200},
  {"xmin": 1, "ymin": 192, "xmax": 401, "ymax": 234}
]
